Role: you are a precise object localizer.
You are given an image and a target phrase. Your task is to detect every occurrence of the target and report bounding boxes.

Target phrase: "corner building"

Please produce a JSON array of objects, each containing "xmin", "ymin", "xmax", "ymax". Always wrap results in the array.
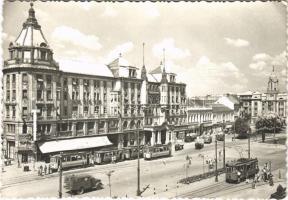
[{"xmin": 2, "ymin": 4, "xmax": 187, "ymax": 162}]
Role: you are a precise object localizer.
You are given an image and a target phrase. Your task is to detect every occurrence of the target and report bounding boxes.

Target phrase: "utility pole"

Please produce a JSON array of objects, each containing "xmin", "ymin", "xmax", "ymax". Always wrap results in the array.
[
  {"xmin": 58, "ymin": 152, "xmax": 63, "ymax": 198},
  {"xmin": 223, "ymin": 121, "xmax": 226, "ymax": 169},
  {"xmin": 215, "ymin": 139, "xmax": 218, "ymax": 182},
  {"xmin": 248, "ymin": 131, "xmax": 251, "ymax": 159},
  {"xmin": 137, "ymin": 129, "xmax": 141, "ymax": 196}
]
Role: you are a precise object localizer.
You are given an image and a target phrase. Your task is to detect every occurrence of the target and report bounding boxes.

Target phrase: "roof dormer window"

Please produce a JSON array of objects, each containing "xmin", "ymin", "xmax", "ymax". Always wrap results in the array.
[{"xmin": 40, "ymin": 50, "xmax": 47, "ymax": 60}]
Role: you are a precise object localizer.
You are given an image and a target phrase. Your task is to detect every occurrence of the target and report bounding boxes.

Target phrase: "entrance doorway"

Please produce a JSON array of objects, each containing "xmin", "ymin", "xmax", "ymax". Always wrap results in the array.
[{"xmin": 161, "ymin": 130, "xmax": 166, "ymax": 144}]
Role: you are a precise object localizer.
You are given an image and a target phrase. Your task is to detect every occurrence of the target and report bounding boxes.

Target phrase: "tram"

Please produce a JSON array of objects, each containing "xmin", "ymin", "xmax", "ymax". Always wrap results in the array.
[
  {"xmin": 123, "ymin": 145, "xmax": 144, "ymax": 160},
  {"xmin": 225, "ymin": 158, "xmax": 259, "ymax": 183},
  {"xmin": 143, "ymin": 144, "xmax": 171, "ymax": 160},
  {"xmin": 93, "ymin": 147, "xmax": 124, "ymax": 164},
  {"xmin": 50, "ymin": 152, "xmax": 90, "ymax": 172}
]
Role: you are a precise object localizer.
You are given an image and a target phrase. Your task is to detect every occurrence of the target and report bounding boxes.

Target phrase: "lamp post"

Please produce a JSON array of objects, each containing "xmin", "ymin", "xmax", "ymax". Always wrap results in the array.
[
  {"xmin": 248, "ymin": 129, "xmax": 251, "ymax": 159},
  {"xmin": 215, "ymin": 138, "xmax": 218, "ymax": 182},
  {"xmin": 137, "ymin": 129, "xmax": 141, "ymax": 196},
  {"xmin": 58, "ymin": 152, "xmax": 63, "ymax": 198},
  {"xmin": 222, "ymin": 121, "xmax": 226, "ymax": 170}
]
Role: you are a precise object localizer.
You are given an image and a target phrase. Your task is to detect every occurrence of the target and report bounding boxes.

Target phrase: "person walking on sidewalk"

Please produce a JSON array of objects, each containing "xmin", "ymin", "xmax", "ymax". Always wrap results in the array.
[
  {"xmin": 44, "ymin": 165, "xmax": 47, "ymax": 175},
  {"xmin": 48, "ymin": 164, "xmax": 51, "ymax": 174}
]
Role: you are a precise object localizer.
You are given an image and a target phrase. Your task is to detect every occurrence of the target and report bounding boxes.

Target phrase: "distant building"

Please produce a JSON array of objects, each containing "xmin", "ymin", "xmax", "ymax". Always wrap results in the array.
[{"xmin": 238, "ymin": 67, "xmax": 287, "ymax": 123}]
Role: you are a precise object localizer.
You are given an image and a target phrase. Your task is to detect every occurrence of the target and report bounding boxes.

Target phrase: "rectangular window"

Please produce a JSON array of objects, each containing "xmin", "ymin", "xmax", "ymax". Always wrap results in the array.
[
  {"xmin": 64, "ymin": 106, "xmax": 68, "ymax": 116},
  {"xmin": 6, "ymin": 106, "xmax": 9, "ymax": 117},
  {"xmin": 84, "ymin": 106, "xmax": 88, "ymax": 113},
  {"xmin": 72, "ymin": 106, "xmax": 78, "ymax": 112},
  {"xmin": 47, "ymin": 105, "xmax": 52, "ymax": 117},
  {"xmin": 12, "ymin": 74, "xmax": 16, "ymax": 83},
  {"xmin": 37, "ymin": 90, "xmax": 43, "ymax": 100},
  {"xmin": 94, "ymin": 106, "xmax": 99, "ymax": 113},
  {"xmin": 22, "ymin": 90, "xmax": 28, "ymax": 99},
  {"xmin": 22, "ymin": 107, "xmax": 28, "ymax": 116},
  {"xmin": 64, "ymin": 91, "xmax": 68, "ymax": 100},
  {"xmin": 12, "ymin": 106, "xmax": 16, "ymax": 117},
  {"xmin": 12, "ymin": 90, "xmax": 16, "ymax": 101},
  {"xmin": 63, "ymin": 78, "xmax": 68, "ymax": 86},
  {"xmin": 6, "ymin": 90, "xmax": 10, "ymax": 101},
  {"xmin": 6, "ymin": 75, "xmax": 10, "ymax": 85},
  {"xmin": 47, "ymin": 90, "xmax": 52, "ymax": 100},
  {"xmin": 22, "ymin": 73, "xmax": 28, "ymax": 84},
  {"xmin": 103, "ymin": 81, "xmax": 107, "ymax": 88},
  {"xmin": 56, "ymin": 91, "xmax": 60, "ymax": 100},
  {"xmin": 46, "ymin": 75, "xmax": 52, "ymax": 84}
]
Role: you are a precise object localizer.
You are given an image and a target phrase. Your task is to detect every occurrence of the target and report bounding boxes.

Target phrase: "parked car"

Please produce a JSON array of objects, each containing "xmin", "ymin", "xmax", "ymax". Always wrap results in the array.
[
  {"xmin": 203, "ymin": 135, "xmax": 212, "ymax": 144},
  {"xmin": 64, "ymin": 174, "xmax": 103, "ymax": 195},
  {"xmin": 185, "ymin": 133, "xmax": 197, "ymax": 142}
]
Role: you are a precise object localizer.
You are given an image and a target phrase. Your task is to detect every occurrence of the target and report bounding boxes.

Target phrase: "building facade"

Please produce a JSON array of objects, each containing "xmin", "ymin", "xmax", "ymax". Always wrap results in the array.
[{"xmin": 2, "ymin": 4, "xmax": 188, "ymax": 163}]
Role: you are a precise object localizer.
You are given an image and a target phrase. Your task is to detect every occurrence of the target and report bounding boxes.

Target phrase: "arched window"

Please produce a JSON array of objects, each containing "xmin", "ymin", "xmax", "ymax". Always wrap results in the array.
[
  {"xmin": 123, "ymin": 121, "xmax": 128, "ymax": 130},
  {"xmin": 130, "ymin": 120, "xmax": 135, "ymax": 129}
]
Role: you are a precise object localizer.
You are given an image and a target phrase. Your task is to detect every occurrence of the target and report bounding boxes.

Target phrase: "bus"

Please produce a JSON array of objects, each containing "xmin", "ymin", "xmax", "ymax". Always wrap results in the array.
[
  {"xmin": 143, "ymin": 144, "xmax": 171, "ymax": 160},
  {"xmin": 225, "ymin": 158, "xmax": 259, "ymax": 183}
]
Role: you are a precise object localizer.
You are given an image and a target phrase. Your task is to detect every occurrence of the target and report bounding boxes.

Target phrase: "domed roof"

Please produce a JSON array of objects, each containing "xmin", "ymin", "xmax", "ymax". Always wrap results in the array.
[{"xmin": 13, "ymin": 3, "xmax": 48, "ymax": 47}]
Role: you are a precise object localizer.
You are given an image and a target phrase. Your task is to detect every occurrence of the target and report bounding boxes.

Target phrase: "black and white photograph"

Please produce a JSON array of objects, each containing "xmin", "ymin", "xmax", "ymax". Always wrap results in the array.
[{"xmin": 1, "ymin": 1, "xmax": 287, "ymax": 199}]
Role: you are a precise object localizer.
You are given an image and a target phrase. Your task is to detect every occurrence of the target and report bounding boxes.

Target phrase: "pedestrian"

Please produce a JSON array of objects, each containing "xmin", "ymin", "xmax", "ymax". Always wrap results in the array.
[
  {"xmin": 38, "ymin": 166, "xmax": 41, "ymax": 176},
  {"xmin": 48, "ymin": 164, "xmax": 51, "ymax": 174},
  {"xmin": 44, "ymin": 165, "xmax": 47, "ymax": 175},
  {"xmin": 39, "ymin": 165, "xmax": 43, "ymax": 176},
  {"xmin": 237, "ymin": 170, "xmax": 241, "ymax": 183}
]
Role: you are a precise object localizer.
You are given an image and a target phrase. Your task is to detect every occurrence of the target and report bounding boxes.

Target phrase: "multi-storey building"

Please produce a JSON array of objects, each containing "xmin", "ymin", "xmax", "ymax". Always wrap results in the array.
[
  {"xmin": 2, "ymin": 4, "xmax": 187, "ymax": 163},
  {"xmin": 238, "ymin": 67, "xmax": 287, "ymax": 123}
]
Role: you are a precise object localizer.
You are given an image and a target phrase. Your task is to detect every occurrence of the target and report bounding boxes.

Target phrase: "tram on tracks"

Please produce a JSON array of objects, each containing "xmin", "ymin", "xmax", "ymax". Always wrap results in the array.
[
  {"xmin": 225, "ymin": 158, "xmax": 259, "ymax": 183},
  {"xmin": 93, "ymin": 147, "xmax": 124, "ymax": 164},
  {"xmin": 143, "ymin": 144, "xmax": 172, "ymax": 160},
  {"xmin": 50, "ymin": 152, "xmax": 90, "ymax": 172}
]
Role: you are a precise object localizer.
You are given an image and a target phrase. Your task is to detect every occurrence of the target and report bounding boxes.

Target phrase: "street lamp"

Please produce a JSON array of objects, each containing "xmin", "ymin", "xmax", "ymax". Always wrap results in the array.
[{"xmin": 106, "ymin": 170, "xmax": 114, "ymax": 198}]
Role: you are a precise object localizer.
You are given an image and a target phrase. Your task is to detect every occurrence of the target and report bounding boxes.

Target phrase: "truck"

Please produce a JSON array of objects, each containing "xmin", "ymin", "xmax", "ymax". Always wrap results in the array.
[{"xmin": 64, "ymin": 174, "xmax": 103, "ymax": 195}]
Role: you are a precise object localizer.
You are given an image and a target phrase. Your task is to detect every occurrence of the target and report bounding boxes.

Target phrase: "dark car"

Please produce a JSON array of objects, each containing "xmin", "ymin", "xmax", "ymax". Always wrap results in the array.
[
  {"xmin": 216, "ymin": 134, "xmax": 225, "ymax": 141},
  {"xmin": 203, "ymin": 135, "xmax": 212, "ymax": 144},
  {"xmin": 185, "ymin": 133, "xmax": 197, "ymax": 142},
  {"xmin": 175, "ymin": 143, "xmax": 184, "ymax": 151},
  {"xmin": 64, "ymin": 174, "xmax": 103, "ymax": 195}
]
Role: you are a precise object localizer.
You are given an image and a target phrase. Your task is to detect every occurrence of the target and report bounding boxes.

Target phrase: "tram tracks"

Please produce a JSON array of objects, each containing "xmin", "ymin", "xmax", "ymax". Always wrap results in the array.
[{"xmin": 1, "ymin": 158, "xmax": 169, "ymax": 189}]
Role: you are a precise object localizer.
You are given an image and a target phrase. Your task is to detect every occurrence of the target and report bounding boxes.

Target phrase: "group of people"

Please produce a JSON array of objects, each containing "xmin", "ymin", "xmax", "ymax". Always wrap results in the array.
[
  {"xmin": 38, "ymin": 164, "xmax": 52, "ymax": 176},
  {"xmin": 253, "ymin": 163, "xmax": 273, "ymax": 186}
]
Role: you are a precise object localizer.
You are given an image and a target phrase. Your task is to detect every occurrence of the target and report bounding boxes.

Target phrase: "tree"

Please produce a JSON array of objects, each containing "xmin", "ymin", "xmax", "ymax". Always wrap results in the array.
[
  {"xmin": 234, "ymin": 117, "xmax": 250, "ymax": 139},
  {"xmin": 255, "ymin": 114, "xmax": 283, "ymax": 142}
]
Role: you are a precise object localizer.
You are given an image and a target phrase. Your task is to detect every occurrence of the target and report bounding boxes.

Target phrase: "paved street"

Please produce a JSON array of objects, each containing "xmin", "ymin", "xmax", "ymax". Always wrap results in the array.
[{"xmin": 1, "ymin": 133, "xmax": 286, "ymax": 198}]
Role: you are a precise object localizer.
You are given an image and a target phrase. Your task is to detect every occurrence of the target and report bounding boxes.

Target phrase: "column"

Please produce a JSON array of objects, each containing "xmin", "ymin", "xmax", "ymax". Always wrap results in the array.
[
  {"xmin": 83, "ymin": 122, "xmax": 88, "ymax": 136},
  {"xmin": 118, "ymin": 134, "xmax": 124, "ymax": 149},
  {"xmin": 165, "ymin": 131, "xmax": 168, "ymax": 144},
  {"xmin": 150, "ymin": 131, "xmax": 155, "ymax": 146},
  {"xmin": 94, "ymin": 120, "xmax": 98, "ymax": 135},
  {"xmin": 158, "ymin": 131, "xmax": 162, "ymax": 144},
  {"xmin": 72, "ymin": 122, "xmax": 76, "ymax": 136}
]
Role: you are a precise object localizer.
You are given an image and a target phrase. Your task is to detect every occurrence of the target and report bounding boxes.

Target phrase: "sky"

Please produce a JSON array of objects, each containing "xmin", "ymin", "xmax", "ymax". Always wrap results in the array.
[{"xmin": 2, "ymin": 1, "xmax": 287, "ymax": 96}]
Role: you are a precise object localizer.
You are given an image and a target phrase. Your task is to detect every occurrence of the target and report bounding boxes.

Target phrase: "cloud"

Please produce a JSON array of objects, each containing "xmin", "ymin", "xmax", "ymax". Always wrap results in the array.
[
  {"xmin": 52, "ymin": 26, "xmax": 102, "ymax": 51},
  {"xmin": 224, "ymin": 37, "xmax": 250, "ymax": 47},
  {"xmin": 102, "ymin": 6, "xmax": 118, "ymax": 17},
  {"xmin": 169, "ymin": 56, "xmax": 247, "ymax": 96},
  {"xmin": 105, "ymin": 42, "xmax": 134, "ymax": 63},
  {"xmin": 153, "ymin": 38, "xmax": 191, "ymax": 60},
  {"xmin": 249, "ymin": 51, "xmax": 286, "ymax": 73}
]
